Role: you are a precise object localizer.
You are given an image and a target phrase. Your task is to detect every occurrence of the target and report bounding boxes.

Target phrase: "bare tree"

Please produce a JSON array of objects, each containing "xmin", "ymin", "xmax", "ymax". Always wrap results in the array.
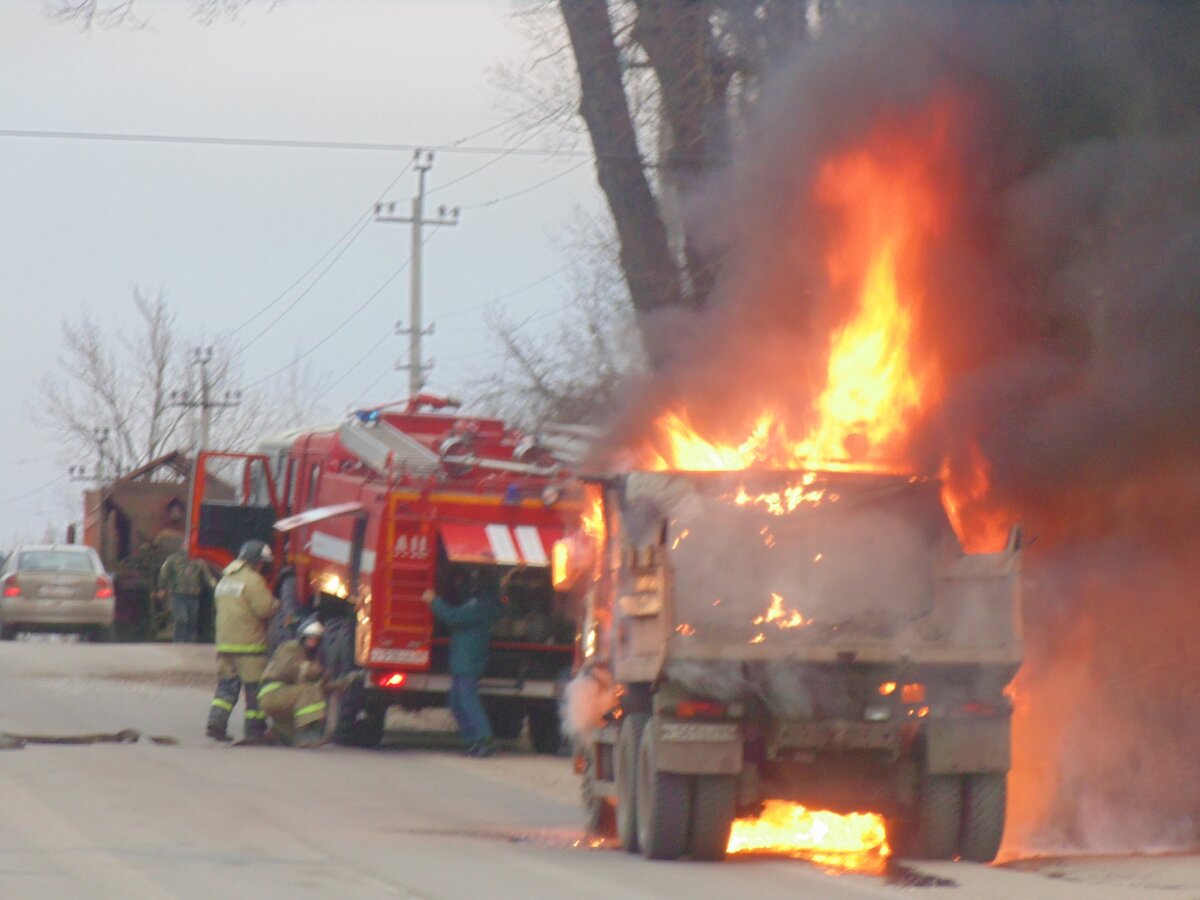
[
  {"xmin": 472, "ymin": 208, "xmax": 645, "ymax": 428},
  {"xmin": 37, "ymin": 288, "xmax": 327, "ymax": 480}
]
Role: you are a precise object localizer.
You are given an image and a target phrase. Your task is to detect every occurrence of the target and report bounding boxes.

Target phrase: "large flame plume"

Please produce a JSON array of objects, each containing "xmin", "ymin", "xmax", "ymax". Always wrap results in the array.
[
  {"xmin": 727, "ymin": 801, "xmax": 890, "ymax": 874},
  {"xmin": 606, "ymin": 1, "xmax": 1200, "ymax": 861}
]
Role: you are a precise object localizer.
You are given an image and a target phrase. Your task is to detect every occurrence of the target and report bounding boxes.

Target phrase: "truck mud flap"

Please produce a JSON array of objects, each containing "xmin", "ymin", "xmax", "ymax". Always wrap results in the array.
[
  {"xmin": 925, "ymin": 717, "xmax": 1011, "ymax": 774},
  {"xmin": 652, "ymin": 718, "xmax": 742, "ymax": 775}
]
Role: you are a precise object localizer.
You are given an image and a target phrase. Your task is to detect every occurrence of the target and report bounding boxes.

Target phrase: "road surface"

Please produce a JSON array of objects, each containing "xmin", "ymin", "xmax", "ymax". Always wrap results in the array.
[{"xmin": 0, "ymin": 641, "xmax": 1195, "ymax": 899}]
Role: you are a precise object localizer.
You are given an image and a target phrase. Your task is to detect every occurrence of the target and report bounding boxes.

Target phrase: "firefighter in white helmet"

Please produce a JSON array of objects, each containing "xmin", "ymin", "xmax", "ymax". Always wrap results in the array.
[
  {"xmin": 207, "ymin": 540, "xmax": 280, "ymax": 744},
  {"xmin": 257, "ymin": 617, "xmax": 331, "ymax": 747}
]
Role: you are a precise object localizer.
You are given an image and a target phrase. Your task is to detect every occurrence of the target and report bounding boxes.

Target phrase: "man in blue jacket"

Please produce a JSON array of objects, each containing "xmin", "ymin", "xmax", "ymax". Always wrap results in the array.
[{"xmin": 421, "ymin": 569, "xmax": 502, "ymax": 757}]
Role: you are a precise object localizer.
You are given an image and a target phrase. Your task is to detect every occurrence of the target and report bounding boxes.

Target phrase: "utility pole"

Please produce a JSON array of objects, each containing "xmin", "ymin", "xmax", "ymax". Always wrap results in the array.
[
  {"xmin": 170, "ymin": 347, "xmax": 241, "ymax": 451},
  {"xmin": 375, "ymin": 149, "xmax": 460, "ymax": 397},
  {"xmin": 68, "ymin": 426, "xmax": 112, "ymax": 490}
]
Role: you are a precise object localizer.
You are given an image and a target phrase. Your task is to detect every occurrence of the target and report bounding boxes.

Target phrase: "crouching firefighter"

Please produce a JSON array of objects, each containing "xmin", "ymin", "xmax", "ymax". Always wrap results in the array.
[
  {"xmin": 257, "ymin": 619, "xmax": 331, "ymax": 747},
  {"xmin": 206, "ymin": 540, "xmax": 281, "ymax": 744}
]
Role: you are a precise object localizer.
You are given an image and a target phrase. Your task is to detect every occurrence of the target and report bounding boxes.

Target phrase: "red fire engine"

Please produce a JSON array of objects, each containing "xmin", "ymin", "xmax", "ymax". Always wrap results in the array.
[{"xmin": 185, "ymin": 396, "xmax": 582, "ymax": 751}]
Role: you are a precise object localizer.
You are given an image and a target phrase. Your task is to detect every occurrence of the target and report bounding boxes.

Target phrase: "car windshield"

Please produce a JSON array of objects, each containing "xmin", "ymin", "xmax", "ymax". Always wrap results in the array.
[{"xmin": 18, "ymin": 550, "xmax": 96, "ymax": 573}]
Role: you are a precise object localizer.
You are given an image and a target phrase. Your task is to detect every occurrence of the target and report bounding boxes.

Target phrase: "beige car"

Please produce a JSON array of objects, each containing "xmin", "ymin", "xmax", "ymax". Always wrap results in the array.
[{"xmin": 0, "ymin": 544, "xmax": 115, "ymax": 641}]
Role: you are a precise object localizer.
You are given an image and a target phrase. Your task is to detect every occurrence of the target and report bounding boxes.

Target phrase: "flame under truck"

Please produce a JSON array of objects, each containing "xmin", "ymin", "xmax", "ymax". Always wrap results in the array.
[
  {"xmin": 562, "ymin": 470, "xmax": 1022, "ymax": 861},
  {"xmin": 185, "ymin": 397, "xmax": 580, "ymax": 751}
]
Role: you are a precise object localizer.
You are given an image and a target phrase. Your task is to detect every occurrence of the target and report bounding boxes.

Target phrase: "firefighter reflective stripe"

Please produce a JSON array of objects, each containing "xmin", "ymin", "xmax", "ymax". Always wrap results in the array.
[
  {"xmin": 211, "ymin": 698, "xmax": 234, "ymax": 712},
  {"xmin": 245, "ymin": 710, "xmax": 267, "ymax": 720},
  {"xmin": 258, "ymin": 681, "xmax": 284, "ymax": 699},
  {"xmin": 295, "ymin": 701, "xmax": 326, "ymax": 719},
  {"xmin": 217, "ymin": 642, "xmax": 268, "ymax": 654}
]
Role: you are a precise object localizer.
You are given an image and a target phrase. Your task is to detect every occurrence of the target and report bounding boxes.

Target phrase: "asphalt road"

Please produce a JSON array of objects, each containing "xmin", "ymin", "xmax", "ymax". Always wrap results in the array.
[{"xmin": 0, "ymin": 641, "xmax": 1193, "ymax": 899}]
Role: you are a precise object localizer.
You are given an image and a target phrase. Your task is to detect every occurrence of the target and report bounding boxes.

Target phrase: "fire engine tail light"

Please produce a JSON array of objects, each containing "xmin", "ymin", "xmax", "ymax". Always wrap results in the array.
[
  {"xmin": 375, "ymin": 672, "xmax": 407, "ymax": 689},
  {"xmin": 2, "ymin": 576, "xmax": 20, "ymax": 598},
  {"xmin": 95, "ymin": 577, "xmax": 115, "ymax": 600}
]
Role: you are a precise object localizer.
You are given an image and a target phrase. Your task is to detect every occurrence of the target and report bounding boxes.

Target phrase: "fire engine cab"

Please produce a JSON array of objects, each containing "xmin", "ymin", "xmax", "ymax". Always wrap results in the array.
[{"xmin": 185, "ymin": 396, "xmax": 582, "ymax": 751}]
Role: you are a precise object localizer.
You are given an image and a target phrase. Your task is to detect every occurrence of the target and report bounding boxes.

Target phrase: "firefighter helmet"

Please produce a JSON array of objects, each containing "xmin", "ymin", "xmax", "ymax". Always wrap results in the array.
[
  {"xmin": 237, "ymin": 539, "xmax": 274, "ymax": 566},
  {"xmin": 299, "ymin": 619, "xmax": 325, "ymax": 640}
]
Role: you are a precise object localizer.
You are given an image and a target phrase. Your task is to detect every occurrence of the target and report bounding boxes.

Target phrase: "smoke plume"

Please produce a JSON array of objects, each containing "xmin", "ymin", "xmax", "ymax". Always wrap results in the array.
[{"xmin": 612, "ymin": 1, "xmax": 1200, "ymax": 855}]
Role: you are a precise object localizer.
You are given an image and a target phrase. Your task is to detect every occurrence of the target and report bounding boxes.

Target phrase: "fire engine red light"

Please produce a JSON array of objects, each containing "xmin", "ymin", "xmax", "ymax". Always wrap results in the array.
[{"xmin": 378, "ymin": 672, "xmax": 406, "ymax": 688}]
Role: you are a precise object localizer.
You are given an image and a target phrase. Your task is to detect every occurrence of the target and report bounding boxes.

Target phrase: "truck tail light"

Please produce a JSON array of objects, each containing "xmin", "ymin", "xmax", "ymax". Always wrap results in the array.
[
  {"xmin": 900, "ymin": 682, "xmax": 926, "ymax": 704},
  {"xmin": 375, "ymin": 672, "xmax": 407, "ymax": 689},
  {"xmin": 95, "ymin": 577, "xmax": 115, "ymax": 600},
  {"xmin": 2, "ymin": 576, "xmax": 20, "ymax": 598},
  {"xmin": 675, "ymin": 700, "xmax": 726, "ymax": 719}
]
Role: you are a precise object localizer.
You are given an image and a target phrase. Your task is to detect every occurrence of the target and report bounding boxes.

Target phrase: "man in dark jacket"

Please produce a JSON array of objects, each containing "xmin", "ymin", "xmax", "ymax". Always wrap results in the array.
[{"xmin": 421, "ymin": 570, "xmax": 502, "ymax": 757}]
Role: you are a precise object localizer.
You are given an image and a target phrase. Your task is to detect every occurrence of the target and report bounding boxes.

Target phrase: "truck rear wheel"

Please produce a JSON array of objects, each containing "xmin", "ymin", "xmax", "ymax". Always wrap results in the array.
[
  {"xmin": 352, "ymin": 703, "xmax": 387, "ymax": 749},
  {"xmin": 911, "ymin": 774, "xmax": 963, "ymax": 860},
  {"xmin": 528, "ymin": 703, "xmax": 563, "ymax": 755},
  {"xmin": 636, "ymin": 725, "xmax": 691, "ymax": 860},
  {"xmin": 960, "ymin": 773, "xmax": 1006, "ymax": 862},
  {"xmin": 581, "ymin": 746, "xmax": 616, "ymax": 839},
  {"xmin": 616, "ymin": 712, "xmax": 647, "ymax": 853},
  {"xmin": 689, "ymin": 775, "xmax": 737, "ymax": 861}
]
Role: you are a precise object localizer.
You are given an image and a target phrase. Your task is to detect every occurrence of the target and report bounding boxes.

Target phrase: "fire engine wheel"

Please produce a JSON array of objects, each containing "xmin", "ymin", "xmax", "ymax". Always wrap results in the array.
[
  {"xmin": 581, "ymin": 746, "xmax": 617, "ymax": 839},
  {"xmin": 353, "ymin": 703, "xmax": 387, "ymax": 749},
  {"xmin": 616, "ymin": 712, "xmax": 648, "ymax": 853},
  {"xmin": 959, "ymin": 773, "xmax": 1006, "ymax": 862},
  {"xmin": 910, "ymin": 773, "xmax": 963, "ymax": 860},
  {"xmin": 528, "ymin": 703, "xmax": 563, "ymax": 755},
  {"xmin": 688, "ymin": 775, "xmax": 737, "ymax": 861},
  {"xmin": 486, "ymin": 702, "xmax": 525, "ymax": 741},
  {"xmin": 636, "ymin": 725, "xmax": 691, "ymax": 860}
]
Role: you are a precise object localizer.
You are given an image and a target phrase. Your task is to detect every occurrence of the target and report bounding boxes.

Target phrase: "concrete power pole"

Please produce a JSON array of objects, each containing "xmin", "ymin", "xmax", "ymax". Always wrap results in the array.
[
  {"xmin": 375, "ymin": 150, "xmax": 460, "ymax": 398},
  {"xmin": 170, "ymin": 347, "xmax": 241, "ymax": 451}
]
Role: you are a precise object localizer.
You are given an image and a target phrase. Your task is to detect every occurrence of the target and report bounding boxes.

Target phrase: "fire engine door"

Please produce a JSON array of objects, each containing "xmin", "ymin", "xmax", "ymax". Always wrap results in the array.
[{"xmin": 187, "ymin": 452, "xmax": 281, "ymax": 570}]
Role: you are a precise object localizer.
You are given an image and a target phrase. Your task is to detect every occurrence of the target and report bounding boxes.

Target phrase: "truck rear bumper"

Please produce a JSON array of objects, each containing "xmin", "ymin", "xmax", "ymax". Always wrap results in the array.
[{"xmin": 381, "ymin": 673, "xmax": 559, "ymax": 700}]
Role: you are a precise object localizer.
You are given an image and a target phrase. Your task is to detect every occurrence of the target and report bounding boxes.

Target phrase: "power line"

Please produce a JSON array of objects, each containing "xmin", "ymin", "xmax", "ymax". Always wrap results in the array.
[
  {"xmin": 230, "ymin": 156, "xmax": 416, "ymax": 338},
  {"xmin": 238, "ymin": 216, "xmax": 373, "ymax": 353},
  {"xmin": 244, "ymin": 231, "xmax": 438, "ymax": 390},
  {"xmin": 312, "ymin": 329, "xmax": 393, "ymax": 404},
  {"xmin": 0, "ymin": 474, "xmax": 66, "ymax": 506},
  {"xmin": 441, "ymin": 265, "xmax": 569, "ymax": 320},
  {"xmin": 461, "ymin": 160, "xmax": 590, "ymax": 210},
  {"xmin": 0, "ymin": 127, "xmax": 597, "ymax": 159}
]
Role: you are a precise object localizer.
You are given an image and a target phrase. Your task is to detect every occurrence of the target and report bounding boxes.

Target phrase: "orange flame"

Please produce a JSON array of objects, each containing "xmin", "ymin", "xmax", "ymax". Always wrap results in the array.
[
  {"xmin": 641, "ymin": 104, "xmax": 949, "ymax": 475},
  {"xmin": 752, "ymin": 592, "xmax": 810, "ymax": 629},
  {"xmin": 727, "ymin": 800, "xmax": 890, "ymax": 874}
]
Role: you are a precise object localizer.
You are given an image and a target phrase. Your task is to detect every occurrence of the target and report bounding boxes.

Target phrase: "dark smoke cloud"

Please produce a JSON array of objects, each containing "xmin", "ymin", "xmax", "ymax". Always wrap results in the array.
[{"xmin": 613, "ymin": 1, "xmax": 1200, "ymax": 854}]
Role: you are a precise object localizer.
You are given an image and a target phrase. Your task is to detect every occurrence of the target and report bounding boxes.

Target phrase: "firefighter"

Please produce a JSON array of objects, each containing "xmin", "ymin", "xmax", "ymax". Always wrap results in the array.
[
  {"xmin": 421, "ymin": 569, "xmax": 502, "ymax": 757},
  {"xmin": 258, "ymin": 619, "xmax": 329, "ymax": 747},
  {"xmin": 156, "ymin": 548, "xmax": 216, "ymax": 643},
  {"xmin": 206, "ymin": 540, "xmax": 280, "ymax": 744}
]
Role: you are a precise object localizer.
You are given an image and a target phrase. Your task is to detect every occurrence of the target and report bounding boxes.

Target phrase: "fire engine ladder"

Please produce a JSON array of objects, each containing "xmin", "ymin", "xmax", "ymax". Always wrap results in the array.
[{"xmin": 338, "ymin": 418, "xmax": 440, "ymax": 478}]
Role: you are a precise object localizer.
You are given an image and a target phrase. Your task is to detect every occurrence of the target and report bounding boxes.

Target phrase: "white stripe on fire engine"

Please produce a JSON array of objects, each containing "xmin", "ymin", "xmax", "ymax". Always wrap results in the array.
[
  {"xmin": 513, "ymin": 526, "xmax": 548, "ymax": 565},
  {"xmin": 310, "ymin": 531, "xmax": 377, "ymax": 575},
  {"xmin": 484, "ymin": 524, "xmax": 520, "ymax": 565}
]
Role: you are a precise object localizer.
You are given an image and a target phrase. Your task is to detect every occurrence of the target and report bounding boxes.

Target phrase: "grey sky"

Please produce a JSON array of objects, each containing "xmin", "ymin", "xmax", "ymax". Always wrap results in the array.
[{"xmin": 0, "ymin": 0, "xmax": 599, "ymax": 542}]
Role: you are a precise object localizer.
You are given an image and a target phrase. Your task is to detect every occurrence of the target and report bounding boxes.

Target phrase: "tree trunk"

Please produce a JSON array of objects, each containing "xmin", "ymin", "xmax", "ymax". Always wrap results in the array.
[
  {"xmin": 632, "ymin": 0, "xmax": 729, "ymax": 310},
  {"xmin": 559, "ymin": 0, "xmax": 686, "ymax": 330}
]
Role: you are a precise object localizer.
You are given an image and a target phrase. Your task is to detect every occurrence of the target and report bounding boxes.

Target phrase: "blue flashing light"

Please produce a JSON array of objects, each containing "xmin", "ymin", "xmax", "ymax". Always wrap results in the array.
[{"xmin": 503, "ymin": 484, "xmax": 522, "ymax": 505}]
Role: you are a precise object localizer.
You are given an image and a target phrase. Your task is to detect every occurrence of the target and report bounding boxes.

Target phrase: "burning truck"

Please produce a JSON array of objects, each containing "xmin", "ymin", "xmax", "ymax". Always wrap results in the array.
[{"xmin": 562, "ymin": 467, "xmax": 1021, "ymax": 863}]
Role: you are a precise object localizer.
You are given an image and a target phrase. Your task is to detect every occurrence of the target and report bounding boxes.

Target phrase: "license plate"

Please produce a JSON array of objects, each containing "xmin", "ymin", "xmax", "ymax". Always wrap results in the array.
[
  {"xmin": 369, "ymin": 647, "xmax": 429, "ymax": 665},
  {"xmin": 661, "ymin": 722, "xmax": 739, "ymax": 743},
  {"xmin": 39, "ymin": 585, "xmax": 78, "ymax": 599}
]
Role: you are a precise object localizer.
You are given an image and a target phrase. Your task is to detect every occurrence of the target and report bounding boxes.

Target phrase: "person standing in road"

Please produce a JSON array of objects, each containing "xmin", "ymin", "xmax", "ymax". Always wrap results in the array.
[
  {"xmin": 207, "ymin": 540, "xmax": 280, "ymax": 744},
  {"xmin": 421, "ymin": 570, "xmax": 502, "ymax": 757},
  {"xmin": 156, "ymin": 548, "xmax": 216, "ymax": 643}
]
